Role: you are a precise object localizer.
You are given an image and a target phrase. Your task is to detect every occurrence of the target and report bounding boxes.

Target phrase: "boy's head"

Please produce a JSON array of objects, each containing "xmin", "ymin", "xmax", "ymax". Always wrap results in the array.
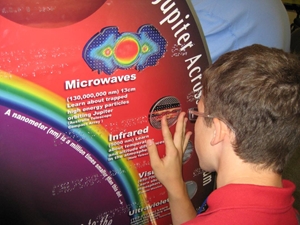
[{"xmin": 202, "ymin": 44, "xmax": 300, "ymax": 174}]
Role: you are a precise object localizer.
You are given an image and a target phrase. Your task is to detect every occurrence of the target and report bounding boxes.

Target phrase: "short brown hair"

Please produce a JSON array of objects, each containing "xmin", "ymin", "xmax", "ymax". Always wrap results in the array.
[{"xmin": 202, "ymin": 44, "xmax": 300, "ymax": 174}]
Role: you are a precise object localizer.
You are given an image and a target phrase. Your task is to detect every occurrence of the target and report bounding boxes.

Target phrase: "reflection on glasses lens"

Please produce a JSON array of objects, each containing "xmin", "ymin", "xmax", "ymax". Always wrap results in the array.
[{"xmin": 188, "ymin": 108, "xmax": 198, "ymax": 122}]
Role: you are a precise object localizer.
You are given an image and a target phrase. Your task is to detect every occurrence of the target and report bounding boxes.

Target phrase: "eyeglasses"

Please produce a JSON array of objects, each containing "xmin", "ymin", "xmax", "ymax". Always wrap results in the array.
[
  {"xmin": 188, "ymin": 108, "xmax": 213, "ymax": 123},
  {"xmin": 188, "ymin": 107, "xmax": 235, "ymax": 133}
]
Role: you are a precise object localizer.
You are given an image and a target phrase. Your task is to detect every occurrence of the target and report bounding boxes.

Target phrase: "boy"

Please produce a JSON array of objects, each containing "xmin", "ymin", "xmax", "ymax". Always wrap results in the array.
[{"xmin": 147, "ymin": 44, "xmax": 300, "ymax": 225}]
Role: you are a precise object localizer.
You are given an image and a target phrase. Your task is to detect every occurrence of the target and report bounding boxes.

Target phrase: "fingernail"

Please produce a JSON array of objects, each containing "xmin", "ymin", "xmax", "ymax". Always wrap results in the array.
[{"xmin": 146, "ymin": 139, "xmax": 153, "ymax": 146}]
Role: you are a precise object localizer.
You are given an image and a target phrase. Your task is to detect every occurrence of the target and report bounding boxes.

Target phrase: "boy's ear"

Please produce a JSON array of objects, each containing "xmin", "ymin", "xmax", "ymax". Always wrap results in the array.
[{"xmin": 210, "ymin": 118, "xmax": 227, "ymax": 145}]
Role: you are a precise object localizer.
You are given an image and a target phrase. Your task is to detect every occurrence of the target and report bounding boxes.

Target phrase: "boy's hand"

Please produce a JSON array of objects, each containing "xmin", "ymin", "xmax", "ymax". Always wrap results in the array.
[{"xmin": 146, "ymin": 112, "xmax": 192, "ymax": 191}]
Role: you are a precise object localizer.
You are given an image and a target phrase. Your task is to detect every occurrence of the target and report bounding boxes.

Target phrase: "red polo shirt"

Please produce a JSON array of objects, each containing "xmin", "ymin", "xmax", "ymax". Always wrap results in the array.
[{"xmin": 183, "ymin": 180, "xmax": 298, "ymax": 225}]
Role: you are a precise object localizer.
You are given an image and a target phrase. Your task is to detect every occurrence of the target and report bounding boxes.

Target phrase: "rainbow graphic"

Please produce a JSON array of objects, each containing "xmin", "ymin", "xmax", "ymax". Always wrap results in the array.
[
  {"xmin": 0, "ymin": 71, "xmax": 150, "ymax": 221},
  {"xmin": 83, "ymin": 25, "xmax": 167, "ymax": 75}
]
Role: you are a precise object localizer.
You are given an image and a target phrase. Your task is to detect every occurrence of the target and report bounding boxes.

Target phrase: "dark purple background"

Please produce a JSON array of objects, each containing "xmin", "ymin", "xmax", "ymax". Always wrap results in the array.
[{"xmin": 0, "ymin": 106, "xmax": 129, "ymax": 225}]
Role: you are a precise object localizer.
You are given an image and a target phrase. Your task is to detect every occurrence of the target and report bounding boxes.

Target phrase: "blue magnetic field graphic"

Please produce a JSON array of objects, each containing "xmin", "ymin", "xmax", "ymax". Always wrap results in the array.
[{"xmin": 82, "ymin": 25, "xmax": 167, "ymax": 75}]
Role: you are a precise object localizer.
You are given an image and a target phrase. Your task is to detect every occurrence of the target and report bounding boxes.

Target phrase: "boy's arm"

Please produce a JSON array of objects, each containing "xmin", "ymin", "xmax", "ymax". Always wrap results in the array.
[{"xmin": 146, "ymin": 112, "xmax": 197, "ymax": 225}]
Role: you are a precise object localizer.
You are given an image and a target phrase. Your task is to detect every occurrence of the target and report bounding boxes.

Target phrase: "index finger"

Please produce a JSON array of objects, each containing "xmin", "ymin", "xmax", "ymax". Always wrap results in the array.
[
  {"xmin": 173, "ymin": 112, "xmax": 187, "ymax": 149},
  {"xmin": 161, "ymin": 115, "xmax": 176, "ymax": 156}
]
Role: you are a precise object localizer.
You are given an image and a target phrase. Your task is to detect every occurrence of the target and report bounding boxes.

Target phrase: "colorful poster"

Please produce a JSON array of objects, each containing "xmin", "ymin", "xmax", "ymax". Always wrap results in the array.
[{"xmin": 0, "ymin": 1, "xmax": 213, "ymax": 224}]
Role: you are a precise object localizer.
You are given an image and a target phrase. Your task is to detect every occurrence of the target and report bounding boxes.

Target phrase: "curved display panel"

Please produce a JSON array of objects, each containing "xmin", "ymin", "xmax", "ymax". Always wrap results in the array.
[{"xmin": 0, "ymin": 1, "xmax": 213, "ymax": 224}]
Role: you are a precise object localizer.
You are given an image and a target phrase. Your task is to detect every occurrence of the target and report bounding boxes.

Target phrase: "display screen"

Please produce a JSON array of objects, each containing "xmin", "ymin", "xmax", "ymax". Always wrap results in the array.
[{"xmin": 0, "ymin": 1, "xmax": 213, "ymax": 224}]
